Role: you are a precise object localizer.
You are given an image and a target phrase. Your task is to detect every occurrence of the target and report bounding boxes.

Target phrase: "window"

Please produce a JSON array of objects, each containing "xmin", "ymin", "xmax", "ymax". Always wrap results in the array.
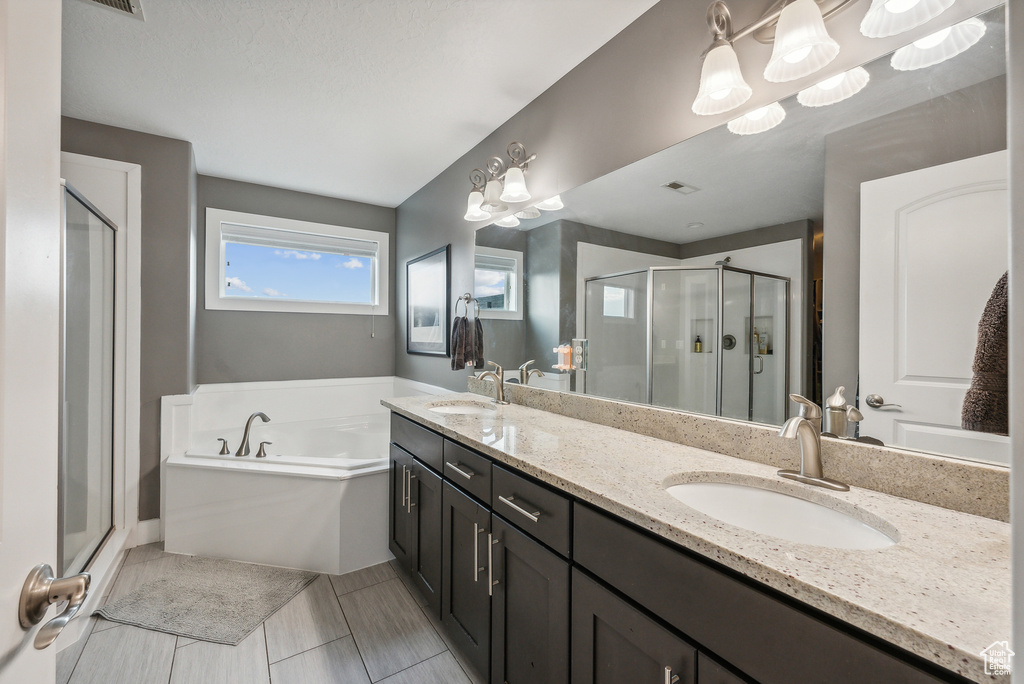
[
  {"xmin": 474, "ymin": 246, "xmax": 523, "ymax": 320},
  {"xmin": 603, "ymin": 285, "xmax": 635, "ymax": 318},
  {"xmin": 205, "ymin": 208, "xmax": 389, "ymax": 314}
]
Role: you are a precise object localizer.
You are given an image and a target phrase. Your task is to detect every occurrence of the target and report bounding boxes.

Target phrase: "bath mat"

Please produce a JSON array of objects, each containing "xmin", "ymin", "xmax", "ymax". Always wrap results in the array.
[{"xmin": 97, "ymin": 555, "xmax": 318, "ymax": 645}]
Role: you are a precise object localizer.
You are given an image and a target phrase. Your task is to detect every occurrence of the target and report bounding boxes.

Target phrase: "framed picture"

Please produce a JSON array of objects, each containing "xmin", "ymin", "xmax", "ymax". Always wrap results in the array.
[{"xmin": 406, "ymin": 244, "xmax": 451, "ymax": 356}]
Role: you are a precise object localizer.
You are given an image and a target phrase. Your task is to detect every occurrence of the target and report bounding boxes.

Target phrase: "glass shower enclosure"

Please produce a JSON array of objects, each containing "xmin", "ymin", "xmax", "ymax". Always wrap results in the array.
[
  {"xmin": 582, "ymin": 265, "xmax": 790, "ymax": 424},
  {"xmin": 59, "ymin": 183, "xmax": 116, "ymax": 576}
]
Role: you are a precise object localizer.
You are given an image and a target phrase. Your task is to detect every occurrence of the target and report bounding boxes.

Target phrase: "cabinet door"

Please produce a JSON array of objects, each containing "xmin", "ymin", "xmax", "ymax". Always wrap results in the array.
[
  {"xmin": 410, "ymin": 458, "xmax": 443, "ymax": 617},
  {"xmin": 572, "ymin": 569, "xmax": 696, "ymax": 684},
  {"xmin": 698, "ymin": 652, "xmax": 752, "ymax": 684},
  {"xmin": 490, "ymin": 514, "xmax": 569, "ymax": 684},
  {"xmin": 442, "ymin": 481, "xmax": 492, "ymax": 680},
  {"xmin": 388, "ymin": 444, "xmax": 414, "ymax": 569}
]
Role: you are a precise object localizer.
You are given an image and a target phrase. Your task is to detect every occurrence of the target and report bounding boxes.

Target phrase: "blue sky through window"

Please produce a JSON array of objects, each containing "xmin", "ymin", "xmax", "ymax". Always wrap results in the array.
[{"xmin": 224, "ymin": 242, "xmax": 373, "ymax": 304}]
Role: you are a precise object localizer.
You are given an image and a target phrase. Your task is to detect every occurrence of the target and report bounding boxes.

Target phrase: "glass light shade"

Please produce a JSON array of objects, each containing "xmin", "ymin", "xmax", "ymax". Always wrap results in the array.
[
  {"xmin": 691, "ymin": 43, "xmax": 753, "ymax": 116},
  {"xmin": 890, "ymin": 18, "xmax": 985, "ymax": 71},
  {"xmin": 493, "ymin": 215, "xmax": 520, "ymax": 228},
  {"xmin": 499, "ymin": 167, "xmax": 531, "ymax": 203},
  {"xmin": 480, "ymin": 179, "xmax": 508, "ymax": 213},
  {"xmin": 859, "ymin": 0, "xmax": 955, "ymax": 38},
  {"xmin": 514, "ymin": 206, "xmax": 541, "ymax": 220},
  {"xmin": 727, "ymin": 102, "xmax": 786, "ymax": 136},
  {"xmin": 797, "ymin": 66, "xmax": 870, "ymax": 107},
  {"xmin": 463, "ymin": 190, "xmax": 491, "ymax": 221},
  {"xmin": 535, "ymin": 195, "xmax": 564, "ymax": 211},
  {"xmin": 764, "ymin": 0, "xmax": 840, "ymax": 83}
]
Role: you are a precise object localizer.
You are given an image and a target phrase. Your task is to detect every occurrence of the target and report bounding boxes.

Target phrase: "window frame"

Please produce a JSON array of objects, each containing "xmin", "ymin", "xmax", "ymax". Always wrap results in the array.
[
  {"xmin": 474, "ymin": 245, "xmax": 524, "ymax": 321},
  {"xmin": 204, "ymin": 208, "xmax": 389, "ymax": 315}
]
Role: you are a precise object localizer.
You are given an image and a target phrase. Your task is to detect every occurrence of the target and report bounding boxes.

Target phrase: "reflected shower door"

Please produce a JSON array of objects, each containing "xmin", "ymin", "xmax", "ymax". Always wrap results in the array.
[
  {"xmin": 61, "ymin": 187, "xmax": 115, "ymax": 576},
  {"xmin": 650, "ymin": 268, "xmax": 718, "ymax": 415},
  {"xmin": 752, "ymin": 275, "xmax": 789, "ymax": 425},
  {"xmin": 719, "ymin": 269, "xmax": 752, "ymax": 421},
  {"xmin": 583, "ymin": 271, "xmax": 648, "ymax": 403}
]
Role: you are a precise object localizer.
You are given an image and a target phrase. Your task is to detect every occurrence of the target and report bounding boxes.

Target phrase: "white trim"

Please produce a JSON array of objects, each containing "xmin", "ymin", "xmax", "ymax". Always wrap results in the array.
[
  {"xmin": 474, "ymin": 245, "xmax": 524, "ymax": 320},
  {"xmin": 59, "ymin": 152, "xmax": 143, "ymax": 549},
  {"xmin": 135, "ymin": 518, "xmax": 162, "ymax": 546},
  {"xmin": 204, "ymin": 207, "xmax": 390, "ymax": 315}
]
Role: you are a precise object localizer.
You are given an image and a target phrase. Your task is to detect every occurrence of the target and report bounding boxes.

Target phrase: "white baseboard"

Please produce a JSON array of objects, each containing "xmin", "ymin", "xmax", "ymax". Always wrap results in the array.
[{"xmin": 135, "ymin": 518, "xmax": 162, "ymax": 545}]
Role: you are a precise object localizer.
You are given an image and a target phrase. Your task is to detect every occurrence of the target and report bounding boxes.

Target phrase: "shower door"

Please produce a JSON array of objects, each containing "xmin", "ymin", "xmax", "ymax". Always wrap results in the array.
[
  {"xmin": 60, "ymin": 185, "xmax": 116, "ymax": 576},
  {"xmin": 582, "ymin": 271, "xmax": 649, "ymax": 403}
]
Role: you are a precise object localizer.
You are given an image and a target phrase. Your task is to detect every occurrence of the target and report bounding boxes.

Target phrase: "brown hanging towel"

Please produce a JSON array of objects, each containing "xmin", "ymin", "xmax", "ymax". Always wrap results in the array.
[{"xmin": 961, "ymin": 271, "xmax": 1008, "ymax": 435}]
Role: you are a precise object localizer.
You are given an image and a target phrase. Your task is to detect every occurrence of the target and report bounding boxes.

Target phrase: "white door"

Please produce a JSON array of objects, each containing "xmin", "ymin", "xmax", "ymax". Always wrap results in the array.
[
  {"xmin": 0, "ymin": 0, "xmax": 63, "ymax": 682},
  {"xmin": 859, "ymin": 150, "xmax": 1009, "ymax": 464}
]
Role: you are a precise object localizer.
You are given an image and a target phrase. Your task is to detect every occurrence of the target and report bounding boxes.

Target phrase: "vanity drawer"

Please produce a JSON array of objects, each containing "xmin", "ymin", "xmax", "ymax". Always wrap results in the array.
[
  {"xmin": 443, "ymin": 440, "xmax": 491, "ymax": 504},
  {"xmin": 573, "ymin": 503, "xmax": 952, "ymax": 684},
  {"xmin": 390, "ymin": 413, "xmax": 443, "ymax": 473},
  {"xmin": 492, "ymin": 465, "xmax": 571, "ymax": 557}
]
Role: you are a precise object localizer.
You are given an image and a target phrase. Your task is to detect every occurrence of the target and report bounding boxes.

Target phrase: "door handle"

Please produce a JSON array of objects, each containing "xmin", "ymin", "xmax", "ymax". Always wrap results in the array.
[
  {"xmin": 20, "ymin": 564, "xmax": 91, "ymax": 649},
  {"xmin": 753, "ymin": 355, "xmax": 764, "ymax": 375},
  {"xmin": 865, "ymin": 394, "xmax": 901, "ymax": 409}
]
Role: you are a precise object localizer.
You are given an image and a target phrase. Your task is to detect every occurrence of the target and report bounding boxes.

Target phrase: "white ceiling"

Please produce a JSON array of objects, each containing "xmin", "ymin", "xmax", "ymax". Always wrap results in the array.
[{"xmin": 61, "ymin": 0, "xmax": 660, "ymax": 207}]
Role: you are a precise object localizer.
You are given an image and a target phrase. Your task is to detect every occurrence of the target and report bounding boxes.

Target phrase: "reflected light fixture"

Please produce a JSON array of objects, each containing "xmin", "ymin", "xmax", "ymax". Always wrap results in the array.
[
  {"xmin": 797, "ymin": 66, "xmax": 870, "ymax": 106},
  {"xmin": 859, "ymin": 0, "xmax": 956, "ymax": 38},
  {"xmin": 535, "ymin": 195, "xmax": 564, "ymax": 211},
  {"xmin": 763, "ymin": 0, "xmax": 840, "ymax": 82},
  {"xmin": 464, "ymin": 141, "xmax": 537, "ymax": 221},
  {"xmin": 463, "ymin": 170, "xmax": 491, "ymax": 222},
  {"xmin": 515, "ymin": 206, "xmax": 541, "ymax": 220},
  {"xmin": 493, "ymin": 215, "xmax": 521, "ymax": 228},
  {"xmin": 727, "ymin": 102, "xmax": 786, "ymax": 135},
  {"xmin": 693, "ymin": 0, "xmax": 854, "ymax": 116},
  {"xmin": 890, "ymin": 17, "xmax": 985, "ymax": 71}
]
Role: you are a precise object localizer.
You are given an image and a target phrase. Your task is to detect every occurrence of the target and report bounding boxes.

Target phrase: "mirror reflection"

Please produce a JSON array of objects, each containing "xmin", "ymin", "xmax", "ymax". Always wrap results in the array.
[{"xmin": 474, "ymin": 6, "xmax": 1007, "ymax": 465}]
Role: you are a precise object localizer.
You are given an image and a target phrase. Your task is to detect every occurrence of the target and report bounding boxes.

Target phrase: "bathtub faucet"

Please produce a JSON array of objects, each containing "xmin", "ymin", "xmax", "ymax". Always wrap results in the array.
[{"xmin": 236, "ymin": 412, "xmax": 270, "ymax": 457}]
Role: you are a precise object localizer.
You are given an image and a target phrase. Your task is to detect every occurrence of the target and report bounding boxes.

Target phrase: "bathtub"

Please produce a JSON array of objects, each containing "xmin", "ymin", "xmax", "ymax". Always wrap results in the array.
[{"xmin": 161, "ymin": 376, "xmax": 445, "ymax": 575}]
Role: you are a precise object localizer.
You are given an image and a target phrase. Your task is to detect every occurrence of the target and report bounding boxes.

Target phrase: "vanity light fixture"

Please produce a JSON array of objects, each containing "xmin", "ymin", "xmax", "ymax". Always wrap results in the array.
[
  {"xmin": 727, "ymin": 102, "xmax": 786, "ymax": 135},
  {"xmin": 859, "ymin": 0, "xmax": 956, "ymax": 38},
  {"xmin": 889, "ymin": 16, "xmax": 984, "ymax": 70},
  {"xmin": 693, "ymin": 0, "xmax": 854, "ymax": 116},
  {"xmin": 493, "ymin": 214, "xmax": 521, "ymax": 228},
  {"xmin": 797, "ymin": 66, "xmax": 870, "ymax": 106},
  {"xmin": 514, "ymin": 206, "xmax": 542, "ymax": 220},
  {"xmin": 535, "ymin": 195, "xmax": 564, "ymax": 211},
  {"xmin": 464, "ymin": 141, "xmax": 537, "ymax": 221}
]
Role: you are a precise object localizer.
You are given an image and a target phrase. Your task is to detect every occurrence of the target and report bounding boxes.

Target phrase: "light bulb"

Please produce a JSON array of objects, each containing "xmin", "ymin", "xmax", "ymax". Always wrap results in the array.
[
  {"xmin": 764, "ymin": 0, "xmax": 839, "ymax": 83},
  {"xmin": 884, "ymin": 0, "xmax": 921, "ymax": 12},
  {"xmin": 860, "ymin": 0, "xmax": 955, "ymax": 38},
  {"xmin": 797, "ymin": 67, "xmax": 870, "ymax": 107},
  {"xmin": 913, "ymin": 26, "xmax": 951, "ymax": 49},
  {"xmin": 692, "ymin": 42, "xmax": 752, "ymax": 116}
]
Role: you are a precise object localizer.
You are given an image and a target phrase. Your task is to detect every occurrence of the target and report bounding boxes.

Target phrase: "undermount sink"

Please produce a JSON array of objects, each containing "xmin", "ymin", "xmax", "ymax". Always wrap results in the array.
[
  {"xmin": 665, "ymin": 480, "xmax": 897, "ymax": 550},
  {"xmin": 425, "ymin": 400, "xmax": 497, "ymax": 416}
]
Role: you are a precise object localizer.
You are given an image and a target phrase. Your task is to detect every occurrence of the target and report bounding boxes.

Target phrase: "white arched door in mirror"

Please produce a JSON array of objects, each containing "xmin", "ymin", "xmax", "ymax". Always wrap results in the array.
[{"xmin": 859, "ymin": 150, "xmax": 1008, "ymax": 464}]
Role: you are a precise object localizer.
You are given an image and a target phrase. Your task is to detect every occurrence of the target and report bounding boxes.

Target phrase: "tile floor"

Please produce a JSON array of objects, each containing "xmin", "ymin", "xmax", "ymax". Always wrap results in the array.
[{"xmin": 57, "ymin": 544, "xmax": 484, "ymax": 684}]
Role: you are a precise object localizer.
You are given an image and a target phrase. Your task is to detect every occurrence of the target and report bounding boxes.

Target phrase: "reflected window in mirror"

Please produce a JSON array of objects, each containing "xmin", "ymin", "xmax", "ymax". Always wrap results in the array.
[{"xmin": 474, "ymin": 247, "xmax": 523, "ymax": 320}]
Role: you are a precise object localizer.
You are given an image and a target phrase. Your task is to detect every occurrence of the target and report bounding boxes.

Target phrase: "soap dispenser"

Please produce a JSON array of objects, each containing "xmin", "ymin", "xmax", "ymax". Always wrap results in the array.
[{"xmin": 822, "ymin": 386, "xmax": 863, "ymax": 439}]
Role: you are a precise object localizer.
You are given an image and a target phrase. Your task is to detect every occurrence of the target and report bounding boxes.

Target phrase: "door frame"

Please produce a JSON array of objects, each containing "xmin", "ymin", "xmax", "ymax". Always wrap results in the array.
[{"xmin": 55, "ymin": 153, "xmax": 143, "ymax": 650}]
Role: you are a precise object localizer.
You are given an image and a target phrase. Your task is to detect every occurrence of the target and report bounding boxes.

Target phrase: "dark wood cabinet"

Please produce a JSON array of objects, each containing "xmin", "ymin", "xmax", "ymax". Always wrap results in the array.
[
  {"xmin": 410, "ymin": 458, "xmax": 442, "ymax": 616},
  {"xmin": 388, "ymin": 444, "xmax": 414, "ymax": 569},
  {"xmin": 442, "ymin": 481, "xmax": 492, "ymax": 680},
  {"xmin": 698, "ymin": 653, "xmax": 752, "ymax": 684},
  {"xmin": 572, "ymin": 568, "xmax": 696, "ymax": 684},
  {"xmin": 490, "ymin": 514, "xmax": 570, "ymax": 684}
]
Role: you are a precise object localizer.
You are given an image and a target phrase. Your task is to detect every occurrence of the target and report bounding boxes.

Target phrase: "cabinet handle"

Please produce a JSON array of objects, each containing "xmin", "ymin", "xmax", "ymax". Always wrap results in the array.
[
  {"xmin": 664, "ymin": 666, "xmax": 680, "ymax": 684},
  {"xmin": 487, "ymin": 533, "xmax": 500, "ymax": 597},
  {"xmin": 498, "ymin": 495, "xmax": 540, "ymax": 523},
  {"xmin": 473, "ymin": 523, "xmax": 481, "ymax": 582},
  {"xmin": 407, "ymin": 470, "xmax": 417, "ymax": 513},
  {"xmin": 401, "ymin": 465, "xmax": 408, "ymax": 509},
  {"xmin": 446, "ymin": 462, "xmax": 474, "ymax": 480}
]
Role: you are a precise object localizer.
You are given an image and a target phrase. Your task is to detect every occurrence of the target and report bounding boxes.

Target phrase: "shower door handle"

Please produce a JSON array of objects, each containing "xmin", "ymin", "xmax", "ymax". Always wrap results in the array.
[
  {"xmin": 753, "ymin": 355, "xmax": 764, "ymax": 375},
  {"xmin": 19, "ymin": 564, "xmax": 91, "ymax": 649}
]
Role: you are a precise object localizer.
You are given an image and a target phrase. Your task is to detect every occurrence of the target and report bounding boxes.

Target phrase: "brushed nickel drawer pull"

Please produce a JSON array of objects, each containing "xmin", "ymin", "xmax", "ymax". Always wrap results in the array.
[
  {"xmin": 664, "ymin": 666, "xmax": 680, "ymax": 684},
  {"xmin": 498, "ymin": 495, "xmax": 540, "ymax": 523},
  {"xmin": 446, "ymin": 462, "xmax": 475, "ymax": 480}
]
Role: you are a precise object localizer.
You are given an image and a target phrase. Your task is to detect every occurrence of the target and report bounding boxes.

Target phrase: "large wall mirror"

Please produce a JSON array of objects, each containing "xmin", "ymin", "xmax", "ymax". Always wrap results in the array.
[{"xmin": 474, "ymin": 5, "xmax": 1008, "ymax": 467}]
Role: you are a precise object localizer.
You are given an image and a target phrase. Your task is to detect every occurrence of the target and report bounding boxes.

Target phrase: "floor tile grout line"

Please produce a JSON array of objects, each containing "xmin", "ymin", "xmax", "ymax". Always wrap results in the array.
[
  {"xmin": 369, "ymin": 650, "xmax": 455, "ymax": 684},
  {"xmin": 268, "ymin": 634, "xmax": 351, "ymax": 667},
  {"xmin": 415, "ymin": 604, "xmax": 479, "ymax": 684},
  {"xmin": 331, "ymin": 571, "xmax": 395, "ymax": 598},
  {"xmin": 60, "ymin": 617, "xmax": 97, "ymax": 684}
]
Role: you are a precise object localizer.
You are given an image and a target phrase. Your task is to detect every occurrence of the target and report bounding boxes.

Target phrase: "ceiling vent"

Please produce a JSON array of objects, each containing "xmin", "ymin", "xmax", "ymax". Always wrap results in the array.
[
  {"xmin": 662, "ymin": 181, "xmax": 700, "ymax": 195},
  {"xmin": 86, "ymin": 0, "xmax": 145, "ymax": 20}
]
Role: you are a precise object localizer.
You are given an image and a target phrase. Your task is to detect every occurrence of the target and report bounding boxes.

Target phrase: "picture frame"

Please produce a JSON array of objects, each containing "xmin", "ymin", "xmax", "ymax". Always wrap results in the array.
[{"xmin": 406, "ymin": 244, "xmax": 451, "ymax": 356}]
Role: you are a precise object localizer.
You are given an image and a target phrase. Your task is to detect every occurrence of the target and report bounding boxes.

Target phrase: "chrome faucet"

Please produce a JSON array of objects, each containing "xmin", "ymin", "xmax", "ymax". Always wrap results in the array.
[
  {"xmin": 518, "ymin": 360, "xmax": 545, "ymax": 386},
  {"xmin": 236, "ymin": 412, "xmax": 270, "ymax": 457},
  {"xmin": 477, "ymin": 362, "xmax": 509, "ymax": 405},
  {"xmin": 777, "ymin": 394, "xmax": 848, "ymax": 491}
]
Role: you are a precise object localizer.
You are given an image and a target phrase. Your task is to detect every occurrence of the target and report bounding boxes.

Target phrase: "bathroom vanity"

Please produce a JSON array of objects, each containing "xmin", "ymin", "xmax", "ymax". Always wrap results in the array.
[{"xmin": 384, "ymin": 393, "xmax": 1009, "ymax": 684}]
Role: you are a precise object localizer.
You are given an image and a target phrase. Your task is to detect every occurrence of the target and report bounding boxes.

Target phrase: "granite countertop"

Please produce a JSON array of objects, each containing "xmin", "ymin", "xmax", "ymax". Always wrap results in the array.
[{"xmin": 383, "ymin": 393, "xmax": 1011, "ymax": 682}]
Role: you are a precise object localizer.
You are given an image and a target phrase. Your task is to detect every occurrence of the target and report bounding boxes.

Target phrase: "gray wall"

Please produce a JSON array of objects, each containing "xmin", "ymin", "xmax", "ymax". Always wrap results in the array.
[
  {"xmin": 61, "ymin": 117, "xmax": 197, "ymax": 521},
  {"xmin": 821, "ymin": 75, "xmax": 1007, "ymax": 398},
  {"xmin": 393, "ymin": 0, "xmax": 1000, "ymax": 390},
  {"xmin": 195, "ymin": 175, "xmax": 396, "ymax": 383}
]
